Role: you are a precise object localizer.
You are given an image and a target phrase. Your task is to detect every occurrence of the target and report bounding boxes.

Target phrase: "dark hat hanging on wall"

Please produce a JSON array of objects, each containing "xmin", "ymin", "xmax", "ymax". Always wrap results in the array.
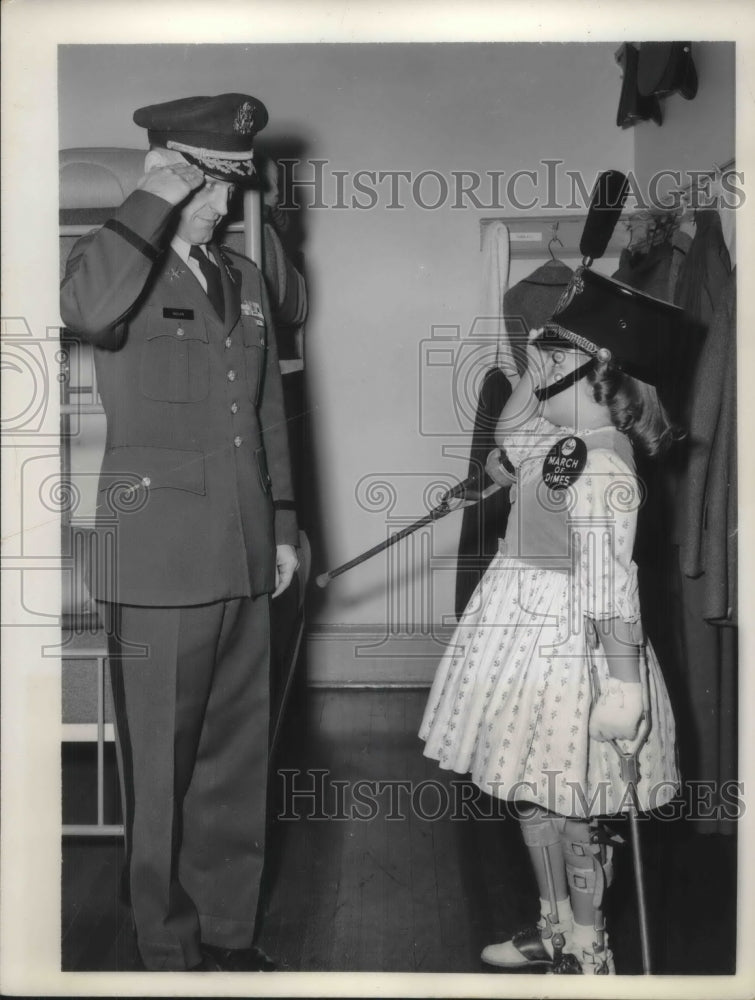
[
  {"xmin": 637, "ymin": 42, "xmax": 698, "ymax": 101},
  {"xmin": 616, "ymin": 42, "xmax": 698, "ymax": 130},
  {"xmin": 616, "ymin": 42, "xmax": 663, "ymax": 128}
]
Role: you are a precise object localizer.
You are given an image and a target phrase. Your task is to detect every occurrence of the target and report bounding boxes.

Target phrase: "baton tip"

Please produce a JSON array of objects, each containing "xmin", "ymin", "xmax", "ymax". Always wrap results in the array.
[{"xmin": 315, "ymin": 573, "xmax": 330, "ymax": 588}]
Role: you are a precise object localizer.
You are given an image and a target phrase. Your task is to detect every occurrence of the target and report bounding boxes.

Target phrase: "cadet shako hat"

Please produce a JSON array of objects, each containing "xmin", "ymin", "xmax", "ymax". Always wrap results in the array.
[
  {"xmin": 133, "ymin": 93, "xmax": 268, "ymax": 183},
  {"xmin": 540, "ymin": 266, "xmax": 684, "ymax": 386}
]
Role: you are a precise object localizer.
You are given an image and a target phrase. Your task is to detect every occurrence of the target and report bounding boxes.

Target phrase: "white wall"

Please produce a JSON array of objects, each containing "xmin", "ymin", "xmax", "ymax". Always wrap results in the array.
[{"xmin": 59, "ymin": 42, "xmax": 634, "ymax": 631}]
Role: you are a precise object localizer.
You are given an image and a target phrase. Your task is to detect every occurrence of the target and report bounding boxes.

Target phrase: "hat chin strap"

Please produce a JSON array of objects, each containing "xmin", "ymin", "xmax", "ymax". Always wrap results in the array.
[{"xmin": 533, "ymin": 359, "xmax": 595, "ymax": 402}]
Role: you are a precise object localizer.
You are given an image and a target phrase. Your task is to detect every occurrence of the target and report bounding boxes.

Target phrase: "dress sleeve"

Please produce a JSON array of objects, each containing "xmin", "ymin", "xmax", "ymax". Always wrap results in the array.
[{"xmin": 571, "ymin": 448, "xmax": 642, "ymax": 623}]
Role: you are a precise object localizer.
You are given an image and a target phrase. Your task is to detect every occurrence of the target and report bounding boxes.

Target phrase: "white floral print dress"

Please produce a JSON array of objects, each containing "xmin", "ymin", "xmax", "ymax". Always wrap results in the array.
[{"xmin": 419, "ymin": 414, "xmax": 679, "ymax": 818}]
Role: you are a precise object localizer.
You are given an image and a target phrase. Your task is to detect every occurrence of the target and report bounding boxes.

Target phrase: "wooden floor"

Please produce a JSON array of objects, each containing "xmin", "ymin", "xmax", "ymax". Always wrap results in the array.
[{"xmin": 63, "ymin": 688, "xmax": 738, "ymax": 975}]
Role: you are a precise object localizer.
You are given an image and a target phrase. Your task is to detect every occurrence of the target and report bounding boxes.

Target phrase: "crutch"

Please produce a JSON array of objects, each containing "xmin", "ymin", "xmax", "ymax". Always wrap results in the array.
[{"xmin": 585, "ymin": 617, "xmax": 654, "ymax": 974}]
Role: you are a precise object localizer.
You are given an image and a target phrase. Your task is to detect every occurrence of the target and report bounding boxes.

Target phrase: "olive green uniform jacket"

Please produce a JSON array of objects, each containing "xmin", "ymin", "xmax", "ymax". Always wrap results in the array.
[{"xmin": 61, "ymin": 189, "xmax": 298, "ymax": 606}]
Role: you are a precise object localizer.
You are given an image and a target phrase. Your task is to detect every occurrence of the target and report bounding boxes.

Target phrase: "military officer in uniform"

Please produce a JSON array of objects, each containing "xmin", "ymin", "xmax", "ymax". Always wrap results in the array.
[{"xmin": 60, "ymin": 93, "xmax": 299, "ymax": 972}]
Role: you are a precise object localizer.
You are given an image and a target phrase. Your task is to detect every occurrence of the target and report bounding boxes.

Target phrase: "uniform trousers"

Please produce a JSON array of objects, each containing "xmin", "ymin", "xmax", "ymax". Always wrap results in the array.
[{"xmin": 99, "ymin": 595, "xmax": 271, "ymax": 971}]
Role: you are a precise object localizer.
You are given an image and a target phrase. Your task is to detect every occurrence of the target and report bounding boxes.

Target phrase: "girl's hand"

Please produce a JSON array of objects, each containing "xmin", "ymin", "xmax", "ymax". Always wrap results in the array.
[
  {"xmin": 485, "ymin": 447, "xmax": 517, "ymax": 487},
  {"xmin": 589, "ymin": 678, "xmax": 643, "ymax": 741}
]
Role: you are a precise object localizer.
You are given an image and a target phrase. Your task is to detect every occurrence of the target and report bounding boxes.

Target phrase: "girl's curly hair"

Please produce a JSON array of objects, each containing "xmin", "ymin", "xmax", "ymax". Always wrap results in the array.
[{"xmin": 586, "ymin": 361, "xmax": 682, "ymax": 457}]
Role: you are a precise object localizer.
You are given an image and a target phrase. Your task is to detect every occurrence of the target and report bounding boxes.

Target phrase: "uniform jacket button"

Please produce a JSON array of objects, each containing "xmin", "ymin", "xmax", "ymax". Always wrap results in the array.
[
  {"xmin": 225, "ymin": 336, "xmax": 232, "ymax": 348},
  {"xmin": 176, "ymin": 328, "xmax": 185, "ymax": 337},
  {"xmin": 230, "ymin": 401, "xmax": 239, "ymax": 414},
  {"xmin": 234, "ymin": 435, "xmax": 243, "ymax": 448},
  {"xmin": 227, "ymin": 369, "xmax": 237, "ymax": 381},
  {"xmin": 142, "ymin": 476, "xmax": 151, "ymax": 486}
]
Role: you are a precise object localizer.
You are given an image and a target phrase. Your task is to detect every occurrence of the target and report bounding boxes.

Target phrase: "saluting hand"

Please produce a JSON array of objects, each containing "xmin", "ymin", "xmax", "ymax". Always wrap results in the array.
[
  {"xmin": 137, "ymin": 162, "xmax": 206, "ymax": 205},
  {"xmin": 273, "ymin": 544, "xmax": 300, "ymax": 598}
]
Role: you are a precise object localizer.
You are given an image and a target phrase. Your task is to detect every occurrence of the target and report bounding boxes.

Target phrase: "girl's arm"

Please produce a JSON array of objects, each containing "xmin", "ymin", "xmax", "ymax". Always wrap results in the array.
[
  {"xmin": 575, "ymin": 448, "xmax": 645, "ymax": 741},
  {"xmin": 494, "ymin": 334, "xmax": 545, "ymax": 444},
  {"xmin": 485, "ymin": 334, "xmax": 547, "ymax": 488},
  {"xmin": 598, "ymin": 619, "xmax": 641, "ymax": 683}
]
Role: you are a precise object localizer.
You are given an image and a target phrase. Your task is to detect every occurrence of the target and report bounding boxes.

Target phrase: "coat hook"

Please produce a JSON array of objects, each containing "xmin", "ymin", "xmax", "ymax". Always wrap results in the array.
[{"xmin": 548, "ymin": 222, "xmax": 564, "ymax": 261}]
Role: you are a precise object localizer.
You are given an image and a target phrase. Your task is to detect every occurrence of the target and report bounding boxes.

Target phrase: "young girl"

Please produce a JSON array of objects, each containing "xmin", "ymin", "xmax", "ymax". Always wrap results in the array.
[{"xmin": 419, "ymin": 267, "xmax": 682, "ymax": 975}]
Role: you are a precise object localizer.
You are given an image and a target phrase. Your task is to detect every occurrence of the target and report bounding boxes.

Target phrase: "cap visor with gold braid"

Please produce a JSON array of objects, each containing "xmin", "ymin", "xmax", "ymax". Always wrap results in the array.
[{"xmin": 133, "ymin": 92, "xmax": 268, "ymax": 184}]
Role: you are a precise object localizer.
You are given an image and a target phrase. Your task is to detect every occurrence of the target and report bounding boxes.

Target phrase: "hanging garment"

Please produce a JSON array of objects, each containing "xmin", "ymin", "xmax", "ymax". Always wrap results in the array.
[
  {"xmin": 615, "ymin": 42, "xmax": 663, "ymax": 128},
  {"xmin": 613, "ymin": 230, "xmax": 690, "ymax": 304},
  {"xmin": 454, "ymin": 368, "xmax": 513, "ymax": 618},
  {"xmin": 680, "ymin": 270, "xmax": 737, "ymax": 623},
  {"xmin": 480, "ymin": 221, "xmax": 513, "ymax": 376},
  {"xmin": 503, "ymin": 259, "xmax": 574, "ymax": 378},
  {"xmin": 660, "ymin": 217, "xmax": 734, "ymax": 833},
  {"xmin": 262, "ymin": 222, "xmax": 309, "ymax": 328},
  {"xmin": 674, "ymin": 209, "xmax": 731, "ymax": 330},
  {"xmin": 454, "ymin": 223, "xmax": 512, "ymax": 617}
]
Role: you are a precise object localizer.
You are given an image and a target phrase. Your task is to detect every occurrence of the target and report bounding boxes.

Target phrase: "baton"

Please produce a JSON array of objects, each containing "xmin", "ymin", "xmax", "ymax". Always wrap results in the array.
[{"xmin": 315, "ymin": 474, "xmax": 502, "ymax": 588}]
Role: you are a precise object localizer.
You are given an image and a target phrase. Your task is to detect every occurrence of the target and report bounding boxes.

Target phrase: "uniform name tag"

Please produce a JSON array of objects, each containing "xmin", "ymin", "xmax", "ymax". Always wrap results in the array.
[
  {"xmin": 163, "ymin": 307, "xmax": 195, "ymax": 320},
  {"xmin": 542, "ymin": 436, "xmax": 587, "ymax": 490}
]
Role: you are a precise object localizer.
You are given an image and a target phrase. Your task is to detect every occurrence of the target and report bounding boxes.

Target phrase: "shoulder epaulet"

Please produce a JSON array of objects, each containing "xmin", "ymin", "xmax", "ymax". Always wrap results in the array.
[
  {"xmin": 221, "ymin": 244, "xmax": 250, "ymax": 260},
  {"xmin": 221, "ymin": 243, "xmax": 261, "ymax": 271}
]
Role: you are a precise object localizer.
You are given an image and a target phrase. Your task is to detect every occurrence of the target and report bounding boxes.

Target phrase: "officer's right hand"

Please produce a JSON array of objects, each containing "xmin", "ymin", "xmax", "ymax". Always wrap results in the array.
[{"xmin": 137, "ymin": 163, "xmax": 206, "ymax": 205}]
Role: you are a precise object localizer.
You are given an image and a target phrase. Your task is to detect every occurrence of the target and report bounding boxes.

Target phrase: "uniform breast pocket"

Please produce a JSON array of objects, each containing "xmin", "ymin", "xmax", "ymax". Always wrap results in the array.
[
  {"xmin": 241, "ymin": 316, "xmax": 268, "ymax": 405},
  {"xmin": 139, "ymin": 311, "xmax": 210, "ymax": 403}
]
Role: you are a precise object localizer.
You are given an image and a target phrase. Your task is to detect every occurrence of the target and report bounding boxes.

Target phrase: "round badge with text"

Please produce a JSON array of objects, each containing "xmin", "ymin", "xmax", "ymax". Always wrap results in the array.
[{"xmin": 542, "ymin": 436, "xmax": 587, "ymax": 490}]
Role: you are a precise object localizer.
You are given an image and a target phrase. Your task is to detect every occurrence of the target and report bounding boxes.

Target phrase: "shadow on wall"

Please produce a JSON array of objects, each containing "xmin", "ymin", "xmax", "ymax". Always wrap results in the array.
[{"xmin": 254, "ymin": 135, "xmax": 333, "ymax": 624}]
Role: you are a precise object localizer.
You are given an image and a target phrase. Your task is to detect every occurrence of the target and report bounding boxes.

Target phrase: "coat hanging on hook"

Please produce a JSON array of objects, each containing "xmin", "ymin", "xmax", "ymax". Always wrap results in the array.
[
  {"xmin": 616, "ymin": 42, "xmax": 663, "ymax": 128},
  {"xmin": 616, "ymin": 41, "xmax": 698, "ymax": 130},
  {"xmin": 637, "ymin": 42, "xmax": 698, "ymax": 101}
]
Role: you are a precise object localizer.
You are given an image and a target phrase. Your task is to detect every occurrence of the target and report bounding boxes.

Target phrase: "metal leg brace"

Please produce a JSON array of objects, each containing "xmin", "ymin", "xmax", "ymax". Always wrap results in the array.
[
  {"xmin": 561, "ymin": 817, "xmax": 619, "ymax": 974},
  {"xmin": 519, "ymin": 807, "xmax": 567, "ymax": 965}
]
